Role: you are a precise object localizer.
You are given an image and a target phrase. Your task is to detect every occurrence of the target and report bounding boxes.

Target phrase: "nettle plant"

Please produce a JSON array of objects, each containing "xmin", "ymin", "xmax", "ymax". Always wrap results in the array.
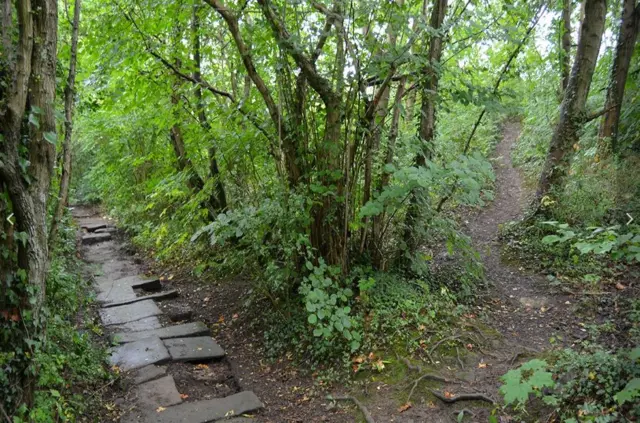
[
  {"xmin": 299, "ymin": 259, "xmax": 362, "ymax": 352},
  {"xmin": 541, "ymin": 221, "xmax": 640, "ymax": 263}
]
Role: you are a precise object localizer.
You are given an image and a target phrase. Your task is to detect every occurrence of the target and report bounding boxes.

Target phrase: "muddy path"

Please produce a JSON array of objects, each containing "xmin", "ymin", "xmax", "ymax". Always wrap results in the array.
[{"xmin": 355, "ymin": 121, "xmax": 586, "ymax": 423}]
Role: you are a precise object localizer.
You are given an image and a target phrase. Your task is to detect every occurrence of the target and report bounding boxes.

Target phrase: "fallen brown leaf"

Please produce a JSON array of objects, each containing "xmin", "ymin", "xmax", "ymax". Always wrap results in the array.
[{"xmin": 398, "ymin": 402, "xmax": 412, "ymax": 413}]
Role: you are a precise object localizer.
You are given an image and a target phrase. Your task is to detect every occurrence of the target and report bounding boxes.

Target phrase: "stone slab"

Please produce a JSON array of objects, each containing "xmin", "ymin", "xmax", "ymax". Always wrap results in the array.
[
  {"xmin": 134, "ymin": 375, "xmax": 182, "ymax": 408},
  {"xmin": 114, "ymin": 275, "xmax": 162, "ymax": 291},
  {"xmin": 95, "ymin": 227, "xmax": 117, "ymax": 234},
  {"xmin": 112, "ymin": 316, "xmax": 163, "ymax": 333},
  {"xmin": 96, "ymin": 283, "xmax": 136, "ymax": 304},
  {"xmin": 99, "ymin": 300, "xmax": 161, "ymax": 326},
  {"xmin": 103, "ymin": 289, "xmax": 178, "ymax": 308},
  {"xmin": 163, "ymin": 336, "xmax": 225, "ymax": 362},
  {"xmin": 82, "ymin": 233, "xmax": 112, "ymax": 245},
  {"xmin": 81, "ymin": 223, "xmax": 107, "ymax": 232},
  {"xmin": 109, "ymin": 336, "xmax": 170, "ymax": 371},
  {"xmin": 132, "ymin": 365, "xmax": 167, "ymax": 385},
  {"xmin": 112, "ymin": 322, "xmax": 209, "ymax": 344},
  {"xmin": 153, "ymin": 391, "xmax": 263, "ymax": 423}
]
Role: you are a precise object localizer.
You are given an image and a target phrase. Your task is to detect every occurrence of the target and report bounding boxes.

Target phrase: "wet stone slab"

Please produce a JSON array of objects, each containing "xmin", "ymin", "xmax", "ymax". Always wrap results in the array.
[
  {"xmin": 99, "ymin": 300, "xmax": 162, "ymax": 326},
  {"xmin": 112, "ymin": 316, "xmax": 163, "ymax": 333},
  {"xmin": 132, "ymin": 365, "xmax": 167, "ymax": 385},
  {"xmin": 133, "ymin": 375, "xmax": 182, "ymax": 408},
  {"xmin": 81, "ymin": 223, "xmax": 107, "ymax": 232},
  {"xmin": 163, "ymin": 336, "xmax": 225, "ymax": 362},
  {"xmin": 96, "ymin": 283, "xmax": 136, "ymax": 304},
  {"xmin": 152, "ymin": 391, "xmax": 263, "ymax": 423},
  {"xmin": 112, "ymin": 322, "xmax": 209, "ymax": 344},
  {"xmin": 81, "ymin": 233, "xmax": 112, "ymax": 245},
  {"xmin": 114, "ymin": 275, "xmax": 162, "ymax": 291},
  {"xmin": 109, "ymin": 336, "xmax": 170, "ymax": 371},
  {"xmin": 102, "ymin": 289, "xmax": 178, "ymax": 308}
]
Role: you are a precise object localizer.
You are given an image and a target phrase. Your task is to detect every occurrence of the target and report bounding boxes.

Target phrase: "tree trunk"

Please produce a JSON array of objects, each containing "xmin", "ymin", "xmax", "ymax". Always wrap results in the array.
[
  {"xmin": 49, "ymin": 0, "xmax": 82, "ymax": 247},
  {"xmin": 403, "ymin": 0, "xmax": 448, "ymax": 254},
  {"xmin": 535, "ymin": 0, "xmax": 607, "ymax": 204},
  {"xmin": 598, "ymin": 0, "xmax": 639, "ymax": 153},
  {"xmin": 372, "ymin": 77, "xmax": 407, "ymax": 268},
  {"xmin": 560, "ymin": 0, "xmax": 572, "ymax": 94},
  {"xmin": 0, "ymin": 0, "xmax": 57, "ymax": 408},
  {"xmin": 192, "ymin": 5, "xmax": 227, "ymax": 213}
]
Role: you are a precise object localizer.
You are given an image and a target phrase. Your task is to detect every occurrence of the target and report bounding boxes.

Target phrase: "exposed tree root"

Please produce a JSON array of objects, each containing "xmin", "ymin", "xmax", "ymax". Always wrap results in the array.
[
  {"xmin": 406, "ymin": 373, "xmax": 455, "ymax": 404},
  {"xmin": 430, "ymin": 389, "xmax": 495, "ymax": 404},
  {"xmin": 330, "ymin": 395, "xmax": 376, "ymax": 423},
  {"xmin": 397, "ymin": 355, "xmax": 423, "ymax": 372},
  {"xmin": 429, "ymin": 334, "xmax": 462, "ymax": 356},
  {"xmin": 456, "ymin": 347, "xmax": 464, "ymax": 370}
]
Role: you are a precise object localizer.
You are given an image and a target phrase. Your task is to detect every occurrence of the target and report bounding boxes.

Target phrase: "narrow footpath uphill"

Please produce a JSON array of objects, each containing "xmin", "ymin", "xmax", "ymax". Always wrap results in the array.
[
  {"xmin": 468, "ymin": 121, "xmax": 578, "ymax": 349},
  {"xmin": 73, "ymin": 207, "xmax": 264, "ymax": 423},
  {"xmin": 357, "ymin": 122, "xmax": 583, "ymax": 423}
]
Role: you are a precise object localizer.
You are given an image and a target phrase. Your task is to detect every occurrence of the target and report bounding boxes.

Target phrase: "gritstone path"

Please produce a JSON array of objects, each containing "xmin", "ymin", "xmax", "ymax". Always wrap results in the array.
[{"xmin": 73, "ymin": 209, "xmax": 263, "ymax": 423}]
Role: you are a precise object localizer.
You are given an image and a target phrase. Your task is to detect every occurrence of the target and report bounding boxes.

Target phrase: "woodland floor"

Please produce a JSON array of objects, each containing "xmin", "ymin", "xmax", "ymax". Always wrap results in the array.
[{"xmin": 81, "ymin": 122, "xmax": 633, "ymax": 422}]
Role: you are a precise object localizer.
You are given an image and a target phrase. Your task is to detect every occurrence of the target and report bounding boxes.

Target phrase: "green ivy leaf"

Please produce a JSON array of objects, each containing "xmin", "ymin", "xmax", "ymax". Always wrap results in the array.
[{"xmin": 44, "ymin": 131, "xmax": 57, "ymax": 145}]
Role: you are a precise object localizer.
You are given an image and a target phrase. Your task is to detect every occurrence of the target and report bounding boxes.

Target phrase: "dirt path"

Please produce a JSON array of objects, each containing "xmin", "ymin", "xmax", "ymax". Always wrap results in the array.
[
  {"xmin": 469, "ymin": 121, "xmax": 577, "ymax": 349},
  {"xmin": 355, "ymin": 121, "xmax": 585, "ymax": 423}
]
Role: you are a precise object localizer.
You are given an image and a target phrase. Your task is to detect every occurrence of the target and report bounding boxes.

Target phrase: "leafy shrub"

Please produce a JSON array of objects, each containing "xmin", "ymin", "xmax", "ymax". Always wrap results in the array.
[
  {"xmin": 541, "ymin": 221, "xmax": 640, "ymax": 264},
  {"xmin": 1, "ymin": 216, "xmax": 109, "ymax": 421},
  {"xmin": 300, "ymin": 260, "xmax": 361, "ymax": 352},
  {"xmin": 500, "ymin": 346, "xmax": 640, "ymax": 422}
]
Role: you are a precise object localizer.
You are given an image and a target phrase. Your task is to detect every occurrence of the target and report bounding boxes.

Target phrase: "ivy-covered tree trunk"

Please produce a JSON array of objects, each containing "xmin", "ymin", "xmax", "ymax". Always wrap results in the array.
[
  {"xmin": 560, "ymin": 0, "xmax": 572, "ymax": 95},
  {"xmin": 0, "ymin": 0, "xmax": 58, "ymax": 408},
  {"xmin": 535, "ymin": 0, "xmax": 606, "ymax": 204},
  {"xmin": 598, "ymin": 0, "xmax": 639, "ymax": 153},
  {"xmin": 50, "ymin": 0, "xmax": 82, "ymax": 246}
]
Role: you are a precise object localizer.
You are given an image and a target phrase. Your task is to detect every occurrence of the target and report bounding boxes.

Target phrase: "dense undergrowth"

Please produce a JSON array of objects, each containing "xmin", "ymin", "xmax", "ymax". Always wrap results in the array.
[
  {"xmin": 74, "ymin": 104, "xmax": 499, "ymax": 375},
  {"xmin": 1, "ymin": 214, "xmax": 110, "ymax": 421}
]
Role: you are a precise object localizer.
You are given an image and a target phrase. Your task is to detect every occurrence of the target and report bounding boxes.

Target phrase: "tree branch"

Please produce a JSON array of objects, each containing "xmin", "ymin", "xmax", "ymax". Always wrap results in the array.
[
  {"xmin": 583, "ymin": 104, "xmax": 616, "ymax": 122},
  {"xmin": 257, "ymin": 0, "xmax": 337, "ymax": 105},
  {"xmin": 148, "ymin": 49, "xmax": 235, "ymax": 101},
  {"xmin": 205, "ymin": 0, "xmax": 285, "ymax": 132}
]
